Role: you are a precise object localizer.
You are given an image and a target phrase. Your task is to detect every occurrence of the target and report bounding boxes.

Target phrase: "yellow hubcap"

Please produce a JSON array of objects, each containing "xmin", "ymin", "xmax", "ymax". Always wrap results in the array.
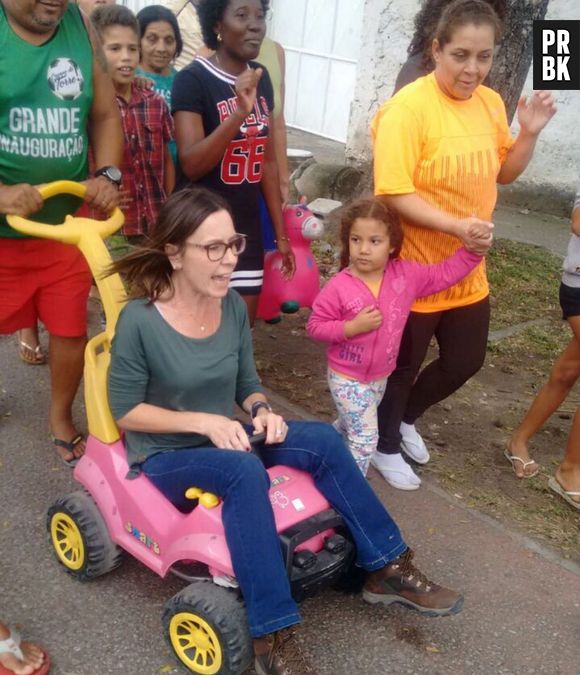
[
  {"xmin": 169, "ymin": 612, "xmax": 223, "ymax": 674},
  {"xmin": 50, "ymin": 512, "xmax": 85, "ymax": 571}
]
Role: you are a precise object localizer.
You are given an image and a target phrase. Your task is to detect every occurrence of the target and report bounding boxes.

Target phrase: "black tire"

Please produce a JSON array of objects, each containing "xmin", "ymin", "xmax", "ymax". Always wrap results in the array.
[
  {"xmin": 163, "ymin": 580, "xmax": 253, "ymax": 675},
  {"xmin": 47, "ymin": 490, "xmax": 122, "ymax": 580},
  {"xmin": 332, "ymin": 558, "xmax": 367, "ymax": 594}
]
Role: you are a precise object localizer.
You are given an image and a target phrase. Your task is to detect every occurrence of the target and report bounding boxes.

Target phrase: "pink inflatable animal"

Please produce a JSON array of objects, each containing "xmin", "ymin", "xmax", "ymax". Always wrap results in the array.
[{"xmin": 257, "ymin": 202, "xmax": 324, "ymax": 322}]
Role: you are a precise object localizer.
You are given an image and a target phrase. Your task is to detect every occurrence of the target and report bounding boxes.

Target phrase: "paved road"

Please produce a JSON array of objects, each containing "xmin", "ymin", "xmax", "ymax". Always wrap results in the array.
[{"xmin": 1, "ymin": 323, "xmax": 579, "ymax": 674}]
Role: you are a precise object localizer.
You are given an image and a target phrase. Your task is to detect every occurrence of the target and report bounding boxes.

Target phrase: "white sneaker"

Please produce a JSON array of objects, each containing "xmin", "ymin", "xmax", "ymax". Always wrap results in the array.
[
  {"xmin": 370, "ymin": 452, "xmax": 421, "ymax": 491},
  {"xmin": 400, "ymin": 422, "xmax": 430, "ymax": 464}
]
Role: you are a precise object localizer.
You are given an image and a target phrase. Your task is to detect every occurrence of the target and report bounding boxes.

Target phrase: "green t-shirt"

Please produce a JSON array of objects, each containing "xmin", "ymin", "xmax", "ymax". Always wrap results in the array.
[
  {"xmin": 0, "ymin": 4, "xmax": 93, "ymax": 237},
  {"xmin": 108, "ymin": 291, "xmax": 262, "ymax": 466}
]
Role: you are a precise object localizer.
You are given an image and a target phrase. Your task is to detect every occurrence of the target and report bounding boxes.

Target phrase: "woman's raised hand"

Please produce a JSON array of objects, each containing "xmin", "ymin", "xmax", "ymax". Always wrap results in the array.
[
  {"xmin": 517, "ymin": 90, "xmax": 557, "ymax": 136},
  {"xmin": 205, "ymin": 415, "xmax": 251, "ymax": 451},
  {"xmin": 252, "ymin": 409, "xmax": 288, "ymax": 445},
  {"xmin": 234, "ymin": 67, "xmax": 263, "ymax": 118}
]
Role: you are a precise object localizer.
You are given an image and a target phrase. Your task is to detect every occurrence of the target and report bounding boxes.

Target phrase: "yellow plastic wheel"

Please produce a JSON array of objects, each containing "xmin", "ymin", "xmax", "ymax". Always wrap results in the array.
[
  {"xmin": 164, "ymin": 581, "xmax": 252, "ymax": 674},
  {"xmin": 47, "ymin": 491, "xmax": 122, "ymax": 580},
  {"xmin": 169, "ymin": 612, "xmax": 223, "ymax": 674},
  {"xmin": 50, "ymin": 512, "xmax": 85, "ymax": 571}
]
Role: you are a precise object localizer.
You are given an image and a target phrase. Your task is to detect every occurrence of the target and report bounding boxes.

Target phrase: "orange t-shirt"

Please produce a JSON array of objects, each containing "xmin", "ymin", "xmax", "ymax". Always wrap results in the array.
[{"xmin": 372, "ymin": 73, "xmax": 514, "ymax": 312}]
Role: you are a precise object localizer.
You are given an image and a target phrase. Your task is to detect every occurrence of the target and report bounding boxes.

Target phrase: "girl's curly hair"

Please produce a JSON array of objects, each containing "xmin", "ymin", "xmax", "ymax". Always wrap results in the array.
[
  {"xmin": 196, "ymin": 0, "xmax": 270, "ymax": 51},
  {"xmin": 408, "ymin": 0, "xmax": 506, "ymax": 71},
  {"xmin": 339, "ymin": 199, "xmax": 403, "ymax": 271}
]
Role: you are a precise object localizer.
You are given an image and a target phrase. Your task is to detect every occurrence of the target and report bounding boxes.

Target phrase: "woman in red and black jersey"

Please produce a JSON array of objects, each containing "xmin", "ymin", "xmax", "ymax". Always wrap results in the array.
[{"xmin": 171, "ymin": 0, "xmax": 295, "ymax": 324}]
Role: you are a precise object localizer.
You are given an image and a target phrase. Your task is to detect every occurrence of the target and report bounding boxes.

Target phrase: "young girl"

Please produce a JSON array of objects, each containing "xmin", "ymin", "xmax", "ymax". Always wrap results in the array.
[
  {"xmin": 307, "ymin": 199, "xmax": 486, "ymax": 482},
  {"xmin": 136, "ymin": 5, "xmax": 183, "ymax": 164}
]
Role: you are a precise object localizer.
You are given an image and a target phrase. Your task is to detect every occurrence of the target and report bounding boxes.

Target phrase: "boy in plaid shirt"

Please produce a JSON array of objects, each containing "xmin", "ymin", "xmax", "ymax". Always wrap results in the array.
[{"xmin": 92, "ymin": 5, "xmax": 175, "ymax": 243}]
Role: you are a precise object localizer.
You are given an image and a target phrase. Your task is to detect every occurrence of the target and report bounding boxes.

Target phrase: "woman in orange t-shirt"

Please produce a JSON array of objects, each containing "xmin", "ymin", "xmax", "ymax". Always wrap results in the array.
[{"xmin": 371, "ymin": 0, "xmax": 556, "ymax": 490}]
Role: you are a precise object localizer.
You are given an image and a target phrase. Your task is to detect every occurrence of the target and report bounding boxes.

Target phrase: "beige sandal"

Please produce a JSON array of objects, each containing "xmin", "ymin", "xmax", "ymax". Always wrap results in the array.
[
  {"xmin": 504, "ymin": 448, "xmax": 539, "ymax": 479},
  {"xmin": 548, "ymin": 477, "xmax": 580, "ymax": 511},
  {"xmin": 17, "ymin": 331, "xmax": 46, "ymax": 365}
]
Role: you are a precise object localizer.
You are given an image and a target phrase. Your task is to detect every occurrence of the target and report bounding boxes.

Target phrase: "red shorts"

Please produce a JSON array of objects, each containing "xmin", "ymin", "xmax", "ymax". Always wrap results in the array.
[{"xmin": 0, "ymin": 238, "xmax": 92, "ymax": 337}]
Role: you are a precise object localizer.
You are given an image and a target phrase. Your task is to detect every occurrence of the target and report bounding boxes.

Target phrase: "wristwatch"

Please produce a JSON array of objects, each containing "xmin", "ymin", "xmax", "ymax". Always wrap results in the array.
[
  {"xmin": 250, "ymin": 401, "xmax": 272, "ymax": 419},
  {"xmin": 94, "ymin": 165, "xmax": 122, "ymax": 187}
]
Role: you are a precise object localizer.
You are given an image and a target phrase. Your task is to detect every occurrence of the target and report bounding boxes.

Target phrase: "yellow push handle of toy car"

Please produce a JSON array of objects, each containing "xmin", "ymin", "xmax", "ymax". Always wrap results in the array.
[
  {"xmin": 6, "ymin": 180, "xmax": 126, "ymax": 338},
  {"xmin": 7, "ymin": 180, "xmax": 124, "ymax": 243}
]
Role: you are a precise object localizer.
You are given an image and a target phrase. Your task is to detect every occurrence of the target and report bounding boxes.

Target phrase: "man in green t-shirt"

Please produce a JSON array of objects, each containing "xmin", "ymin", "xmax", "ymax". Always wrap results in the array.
[{"xmin": 0, "ymin": 0, "xmax": 123, "ymax": 468}]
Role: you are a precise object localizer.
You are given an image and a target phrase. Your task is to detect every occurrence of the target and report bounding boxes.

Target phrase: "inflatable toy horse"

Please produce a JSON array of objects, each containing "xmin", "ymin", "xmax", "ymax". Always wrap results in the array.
[{"xmin": 257, "ymin": 201, "xmax": 324, "ymax": 322}]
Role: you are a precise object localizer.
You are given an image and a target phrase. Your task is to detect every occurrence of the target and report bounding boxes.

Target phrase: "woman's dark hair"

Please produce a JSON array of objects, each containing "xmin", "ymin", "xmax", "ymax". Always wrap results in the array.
[
  {"xmin": 108, "ymin": 187, "xmax": 232, "ymax": 301},
  {"xmin": 408, "ymin": 0, "xmax": 505, "ymax": 70},
  {"xmin": 435, "ymin": 0, "xmax": 504, "ymax": 50},
  {"xmin": 196, "ymin": 0, "xmax": 269, "ymax": 51},
  {"xmin": 91, "ymin": 4, "xmax": 139, "ymax": 38},
  {"xmin": 136, "ymin": 5, "xmax": 184, "ymax": 58},
  {"xmin": 339, "ymin": 198, "xmax": 403, "ymax": 270}
]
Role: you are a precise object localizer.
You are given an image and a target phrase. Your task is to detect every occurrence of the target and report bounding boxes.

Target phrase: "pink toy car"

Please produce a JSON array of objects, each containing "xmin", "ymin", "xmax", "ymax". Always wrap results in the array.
[
  {"xmin": 47, "ymin": 434, "xmax": 355, "ymax": 673},
  {"xmin": 257, "ymin": 202, "xmax": 324, "ymax": 322},
  {"xmin": 8, "ymin": 182, "xmax": 355, "ymax": 675}
]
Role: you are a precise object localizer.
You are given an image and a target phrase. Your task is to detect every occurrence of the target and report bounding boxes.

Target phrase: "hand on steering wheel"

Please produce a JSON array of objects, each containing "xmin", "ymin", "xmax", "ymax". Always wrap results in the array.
[
  {"xmin": 206, "ymin": 415, "xmax": 251, "ymax": 451},
  {"xmin": 252, "ymin": 409, "xmax": 288, "ymax": 445}
]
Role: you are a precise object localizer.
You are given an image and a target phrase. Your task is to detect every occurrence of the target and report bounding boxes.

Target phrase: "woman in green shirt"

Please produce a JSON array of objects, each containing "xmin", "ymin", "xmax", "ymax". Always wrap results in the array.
[
  {"xmin": 136, "ymin": 5, "xmax": 183, "ymax": 164},
  {"xmin": 108, "ymin": 186, "xmax": 464, "ymax": 675}
]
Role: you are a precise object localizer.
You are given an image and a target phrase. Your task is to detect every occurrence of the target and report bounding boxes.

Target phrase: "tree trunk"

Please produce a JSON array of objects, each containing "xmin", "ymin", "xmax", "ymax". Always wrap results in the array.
[{"xmin": 489, "ymin": 0, "xmax": 551, "ymax": 122}]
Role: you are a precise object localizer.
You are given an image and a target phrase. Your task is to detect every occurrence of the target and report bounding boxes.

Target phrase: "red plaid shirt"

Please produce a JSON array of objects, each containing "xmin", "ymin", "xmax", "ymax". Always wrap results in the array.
[{"xmin": 117, "ymin": 84, "xmax": 174, "ymax": 236}]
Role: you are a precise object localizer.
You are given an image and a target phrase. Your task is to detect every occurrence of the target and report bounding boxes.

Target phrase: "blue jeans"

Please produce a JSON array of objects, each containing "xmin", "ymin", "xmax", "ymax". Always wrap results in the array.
[{"xmin": 142, "ymin": 420, "xmax": 407, "ymax": 638}]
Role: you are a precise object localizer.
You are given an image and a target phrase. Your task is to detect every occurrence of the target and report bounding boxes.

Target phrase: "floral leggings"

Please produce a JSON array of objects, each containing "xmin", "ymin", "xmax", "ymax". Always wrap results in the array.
[{"xmin": 328, "ymin": 369, "xmax": 388, "ymax": 475}]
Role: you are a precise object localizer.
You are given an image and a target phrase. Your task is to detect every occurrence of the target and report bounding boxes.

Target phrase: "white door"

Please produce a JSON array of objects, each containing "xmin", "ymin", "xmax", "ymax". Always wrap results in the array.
[{"xmin": 269, "ymin": 0, "xmax": 364, "ymax": 142}]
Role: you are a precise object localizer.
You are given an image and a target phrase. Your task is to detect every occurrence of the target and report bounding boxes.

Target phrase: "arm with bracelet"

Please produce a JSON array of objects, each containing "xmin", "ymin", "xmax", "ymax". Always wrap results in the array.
[{"xmin": 242, "ymin": 395, "xmax": 288, "ymax": 446}]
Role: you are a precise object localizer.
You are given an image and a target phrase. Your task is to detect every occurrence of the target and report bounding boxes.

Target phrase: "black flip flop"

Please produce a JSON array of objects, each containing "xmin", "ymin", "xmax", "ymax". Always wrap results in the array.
[{"xmin": 51, "ymin": 433, "xmax": 85, "ymax": 467}]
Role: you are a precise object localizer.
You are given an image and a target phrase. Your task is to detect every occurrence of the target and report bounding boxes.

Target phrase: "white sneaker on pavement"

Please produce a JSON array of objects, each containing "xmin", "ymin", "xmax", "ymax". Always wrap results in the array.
[
  {"xmin": 400, "ymin": 422, "xmax": 430, "ymax": 464},
  {"xmin": 370, "ymin": 452, "xmax": 421, "ymax": 491}
]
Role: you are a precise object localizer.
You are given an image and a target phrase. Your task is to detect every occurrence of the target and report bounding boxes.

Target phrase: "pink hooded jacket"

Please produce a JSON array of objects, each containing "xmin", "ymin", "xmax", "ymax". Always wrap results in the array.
[{"xmin": 307, "ymin": 248, "xmax": 482, "ymax": 383}]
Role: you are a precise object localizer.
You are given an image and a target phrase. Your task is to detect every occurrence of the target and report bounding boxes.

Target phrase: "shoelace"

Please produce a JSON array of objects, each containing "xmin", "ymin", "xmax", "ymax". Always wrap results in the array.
[
  {"xmin": 270, "ymin": 628, "xmax": 315, "ymax": 674},
  {"xmin": 391, "ymin": 548, "xmax": 437, "ymax": 591}
]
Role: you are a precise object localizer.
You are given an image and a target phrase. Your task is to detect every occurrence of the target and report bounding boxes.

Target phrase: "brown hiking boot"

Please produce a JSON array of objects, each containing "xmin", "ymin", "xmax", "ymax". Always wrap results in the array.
[
  {"xmin": 254, "ymin": 628, "xmax": 318, "ymax": 675},
  {"xmin": 363, "ymin": 548, "xmax": 464, "ymax": 617}
]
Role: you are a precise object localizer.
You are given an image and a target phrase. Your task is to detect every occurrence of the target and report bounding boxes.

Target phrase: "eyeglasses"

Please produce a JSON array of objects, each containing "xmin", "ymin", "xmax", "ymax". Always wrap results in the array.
[{"xmin": 185, "ymin": 234, "xmax": 247, "ymax": 261}]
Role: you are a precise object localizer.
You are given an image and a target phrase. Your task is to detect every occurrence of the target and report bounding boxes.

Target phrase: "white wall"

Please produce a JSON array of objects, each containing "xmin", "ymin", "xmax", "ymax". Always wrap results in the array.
[
  {"xmin": 346, "ymin": 0, "xmax": 580, "ymax": 200},
  {"xmin": 345, "ymin": 0, "xmax": 420, "ymax": 165},
  {"xmin": 511, "ymin": 0, "xmax": 580, "ymax": 197}
]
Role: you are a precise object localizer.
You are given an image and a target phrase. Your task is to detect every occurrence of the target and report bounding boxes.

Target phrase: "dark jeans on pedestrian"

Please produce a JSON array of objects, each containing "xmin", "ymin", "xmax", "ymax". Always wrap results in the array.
[
  {"xmin": 377, "ymin": 297, "xmax": 490, "ymax": 455},
  {"xmin": 142, "ymin": 420, "xmax": 407, "ymax": 638}
]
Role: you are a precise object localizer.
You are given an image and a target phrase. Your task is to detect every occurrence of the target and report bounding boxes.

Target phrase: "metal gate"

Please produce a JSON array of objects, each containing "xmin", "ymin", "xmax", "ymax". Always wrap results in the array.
[
  {"xmin": 118, "ymin": 0, "xmax": 364, "ymax": 143},
  {"xmin": 269, "ymin": 0, "xmax": 364, "ymax": 142}
]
